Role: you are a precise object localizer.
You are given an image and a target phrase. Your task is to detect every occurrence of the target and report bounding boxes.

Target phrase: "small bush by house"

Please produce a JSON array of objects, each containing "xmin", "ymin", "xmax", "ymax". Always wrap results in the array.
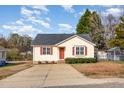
[
  {"xmin": 6, "ymin": 48, "xmax": 21, "ymax": 61},
  {"xmin": 65, "ymin": 58, "xmax": 97, "ymax": 64},
  {"xmin": 6, "ymin": 48, "xmax": 32, "ymax": 61}
]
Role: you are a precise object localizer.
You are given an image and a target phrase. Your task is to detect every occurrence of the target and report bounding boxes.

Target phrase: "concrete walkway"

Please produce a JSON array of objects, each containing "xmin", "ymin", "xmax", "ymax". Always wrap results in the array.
[{"xmin": 0, "ymin": 64, "xmax": 124, "ymax": 88}]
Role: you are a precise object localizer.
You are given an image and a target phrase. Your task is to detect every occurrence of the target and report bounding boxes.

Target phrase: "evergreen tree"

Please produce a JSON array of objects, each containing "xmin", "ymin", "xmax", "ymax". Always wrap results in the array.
[
  {"xmin": 76, "ymin": 9, "xmax": 106, "ymax": 50},
  {"xmin": 76, "ymin": 9, "xmax": 92, "ymax": 34}
]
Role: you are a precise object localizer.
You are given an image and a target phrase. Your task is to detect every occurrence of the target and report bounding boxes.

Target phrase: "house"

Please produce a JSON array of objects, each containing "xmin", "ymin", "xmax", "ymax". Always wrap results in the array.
[
  {"xmin": 32, "ymin": 34, "xmax": 95, "ymax": 64},
  {"xmin": 107, "ymin": 47, "xmax": 124, "ymax": 61},
  {"xmin": 0, "ymin": 46, "xmax": 7, "ymax": 66}
]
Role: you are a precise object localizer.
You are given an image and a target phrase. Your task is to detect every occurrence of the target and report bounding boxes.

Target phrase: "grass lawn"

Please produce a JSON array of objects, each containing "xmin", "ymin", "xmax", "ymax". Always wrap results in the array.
[
  {"xmin": 72, "ymin": 61, "xmax": 124, "ymax": 78},
  {"xmin": 0, "ymin": 62, "xmax": 33, "ymax": 80}
]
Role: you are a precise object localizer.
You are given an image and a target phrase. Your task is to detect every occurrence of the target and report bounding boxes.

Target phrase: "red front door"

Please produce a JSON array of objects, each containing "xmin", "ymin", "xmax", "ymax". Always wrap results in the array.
[{"xmin": 59, "ymin": 48, "xmax": 64, "ymax": 59}]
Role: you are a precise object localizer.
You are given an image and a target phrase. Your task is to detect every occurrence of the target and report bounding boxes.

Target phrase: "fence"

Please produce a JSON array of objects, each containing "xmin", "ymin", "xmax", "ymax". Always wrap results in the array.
[
  {"xmin": 6, "ymin": 61, "xmax": 32, "ymax": 63},
  {"xmin": 97, "ymin": 53, "xmax": 124, "ymax": 61},
  {"xmin": 97, "ymin": 51, "xmax": 107, "ymax": 60},
  {"xmin": 120, "ymin": 55, "xmax": 124, "ymax": 61}
]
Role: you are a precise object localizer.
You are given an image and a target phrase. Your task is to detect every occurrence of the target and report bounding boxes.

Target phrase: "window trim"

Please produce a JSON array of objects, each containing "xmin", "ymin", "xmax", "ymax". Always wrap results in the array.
[
  {"xmin": 74, "ymin": 45, "xmax": 85, "ymax": 55},
  {"xmin": 41, "ymin": 46, "xmax": 51, "ymax": 55}
]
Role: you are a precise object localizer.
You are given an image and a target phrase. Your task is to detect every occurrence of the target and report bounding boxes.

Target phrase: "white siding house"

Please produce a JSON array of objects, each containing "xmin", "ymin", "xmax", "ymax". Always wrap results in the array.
[
  {"xmin": 0, "ymin": 46, "xmax": 7, "ymax": 66},
  {"xmin": 32, "ymin": 34, "xmax": 95, "ymax": 64},
  {"xmin": 0, "ymin": 46, "xmax": 6, "ymax": 61}
]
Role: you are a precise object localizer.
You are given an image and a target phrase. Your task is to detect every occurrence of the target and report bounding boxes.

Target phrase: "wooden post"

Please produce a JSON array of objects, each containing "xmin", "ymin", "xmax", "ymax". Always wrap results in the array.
[{"xmin": 114, "ymin": 50, "xmax": 115, "ymax": 61}]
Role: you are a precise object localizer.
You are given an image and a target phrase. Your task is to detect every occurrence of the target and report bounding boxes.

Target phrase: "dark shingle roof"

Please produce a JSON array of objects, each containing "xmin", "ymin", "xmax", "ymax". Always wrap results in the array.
[
  {"xmin": 77, "ymin": 34, "xmax": 92, "ymax": 42},
  {"xmin": 32, "ymin": 34, "xmax": 93, "ymax": 45}
]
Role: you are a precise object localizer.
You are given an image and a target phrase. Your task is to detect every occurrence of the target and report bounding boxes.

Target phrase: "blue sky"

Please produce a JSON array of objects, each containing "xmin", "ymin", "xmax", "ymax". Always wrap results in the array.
[{"xmin": 0, "ymin": 5, "xmax": 123, "ymax": 38}]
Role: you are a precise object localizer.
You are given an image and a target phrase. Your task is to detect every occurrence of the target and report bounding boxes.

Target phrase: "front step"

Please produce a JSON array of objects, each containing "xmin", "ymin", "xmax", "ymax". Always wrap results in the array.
[{"xmin": 57, "ymin": 60, "xmax": 65, "ymax": 64}]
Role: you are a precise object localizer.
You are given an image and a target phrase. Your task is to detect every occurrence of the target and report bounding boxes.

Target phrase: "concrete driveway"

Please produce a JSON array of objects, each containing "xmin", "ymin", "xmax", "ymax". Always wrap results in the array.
[{"xmin": 0, "ymin": 64, "xmax": 124, "ymax": 88}]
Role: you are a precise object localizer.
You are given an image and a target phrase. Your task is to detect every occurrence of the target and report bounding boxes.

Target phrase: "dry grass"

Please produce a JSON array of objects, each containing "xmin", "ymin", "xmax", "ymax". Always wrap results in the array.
[
  {"xmin": 0, "ymin": 62, "xmax": 33, "ymax": 80},
  {"xmin": 72, "ymin": 61, "xmax": 124, "ymax": 78}
]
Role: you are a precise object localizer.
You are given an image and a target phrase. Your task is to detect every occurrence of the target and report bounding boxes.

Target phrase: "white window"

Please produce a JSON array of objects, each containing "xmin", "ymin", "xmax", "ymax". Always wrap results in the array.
[
  {"xmin": 42, "ymin": 47, "xmax": 51, "ymax": 55},
  {"xmin": 47, "ymin": 47, "xmax": 50, "ymax": 54},
  {"xmin": 75, "ymin": 46, "xmax": 84, "ymax": 55}
]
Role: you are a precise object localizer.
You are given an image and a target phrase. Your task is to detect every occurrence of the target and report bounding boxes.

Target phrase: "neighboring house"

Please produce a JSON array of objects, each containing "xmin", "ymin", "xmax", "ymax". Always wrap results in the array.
[
  {"xmin": 107, "ymin": 47, "xmax": 124, "ymax": 61},
  {"xmin": 0, "ymin": 46, "xmax": 7, "ymax": 66},
  {"xmin": 32, "ymin": 34, "xmax": 95, "ymax": 64}
]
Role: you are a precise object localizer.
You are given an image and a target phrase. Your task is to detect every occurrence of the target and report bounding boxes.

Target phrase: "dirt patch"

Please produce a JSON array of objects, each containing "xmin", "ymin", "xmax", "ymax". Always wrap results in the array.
[
  {"xmin": 0, "ymin": 62, "xmax": 33, "ymax": 80},
  {"xmin": 72, "ymin": 61, "xmax": 124, "ymax": 78}
]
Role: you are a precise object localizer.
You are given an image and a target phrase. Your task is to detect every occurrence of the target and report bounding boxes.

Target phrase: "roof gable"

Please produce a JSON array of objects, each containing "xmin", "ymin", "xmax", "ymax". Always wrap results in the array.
[
  {"xmin": 32, "ymin": 34, "xmax": 94, "ymax": 46},
  {"xmin": 55, "ymin": 35, "xmax": 95, "ymax": 46}
]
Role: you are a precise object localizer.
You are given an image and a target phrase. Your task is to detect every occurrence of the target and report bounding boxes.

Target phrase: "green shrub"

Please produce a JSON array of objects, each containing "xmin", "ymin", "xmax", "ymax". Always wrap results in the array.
[
  {"xmin": 6, "ymin": 48, "xmax": 21, "ymax": 61},
  {"xmin": 65, "ymin": 58, "xmax": 97, "ymax": 64}
]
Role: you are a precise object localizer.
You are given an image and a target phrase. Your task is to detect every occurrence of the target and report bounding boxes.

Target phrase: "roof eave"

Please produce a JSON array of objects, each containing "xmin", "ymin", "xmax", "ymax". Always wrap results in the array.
[
  {"xmin": 55, "ymin": 35, "xmax": 77, "ymax": 46},
  {"xmin": 55, "ymin": 34, "xmax": 95, "ymax": 46},
  {"xmin": 76, "ymin": 35, "xmax": 96, "ymax": 46},
  {"xmin": 31, "ymin": 45, "xmax": 57, "ymax": 47}
]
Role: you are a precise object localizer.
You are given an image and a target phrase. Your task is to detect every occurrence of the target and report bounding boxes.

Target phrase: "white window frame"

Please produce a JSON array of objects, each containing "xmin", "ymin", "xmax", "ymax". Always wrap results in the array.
[
  {"xmin": 75, "ymin": 45, "xmax": 85, "ymax": 55},
  {"xmin": 42, "ymin": 46, "xmax": 51, "ymax": 55}
]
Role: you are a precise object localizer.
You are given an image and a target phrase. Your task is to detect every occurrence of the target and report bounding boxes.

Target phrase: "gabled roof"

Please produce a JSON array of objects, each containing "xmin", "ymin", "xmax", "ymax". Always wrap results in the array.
[
  {"xmin": 32, "ymin": 34, "xmax": 93, "ymax": 45},
  {"xmin": 107, "ymin": 47, "xmax": 121, "ymax": 52}
]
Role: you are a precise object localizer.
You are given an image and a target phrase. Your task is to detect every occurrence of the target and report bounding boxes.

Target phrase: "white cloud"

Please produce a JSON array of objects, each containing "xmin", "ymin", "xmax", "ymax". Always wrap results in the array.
[
  {"xmin": 40, "ymin": 20, "xmax": 50, "ymax": 28},
  {"xmin": 74, "ymin": 11, "xmax": 85, "ymax": 18},
  {"xmin": 20, "ymin": 6, "xmax": 51, "ymax": 29},
  {"xmin": 59, "ymin": 24, "xmax": 72, "ymax": 29},
  {"xmin": 18, "ymin": 25, "xmax": 35, "ymax": 32},
  {"xmin": 61, "ymin": 5, "xmax": 75, "ymax": 13},
  {"xmin": 31, "ymin": 5, "xmax": 49, "ymax": 12},
  {"xmin": 16, "ymin": 20, "xmax": 24, "ymax": 25},
  {"xmin": 107, "ymin": 8, "xmax": 123, "ymax": 14},
  {"xmin": 45, "ymin": 17, "xmax": 51, "ymax": 22},
  {"xmin": 61, "ymin": 5, "xmax": 81, "ymax": 18},
  {"xmin": 21, "ymin": 6, "xmax": 49, "ymax": 17},
  {"xmin": 2, "ymin": 24, "xmax": 40, "ymax": 33},
  {"xmin": 78, "ymin": 11, "xmax": 83, "ymax": 16},
  {"xmin": 2, "ymin": 5, "xmax": 50, "ymax": 37},
  {"xmin": 21, "ymin": 6, "xmax": 33, "ymax": 17},
  {"xmin": 103, "ymin": 8, "xmax": 123, "ymax": 17},
  {"xmin": 58, "ymin": 23, "xmax": 73, "ymax": 31},
  {"xmin": 33, "ymin": 10, "xmax": 41, "ymax": 15},
  {"xmin": 2, "ymin": 25, "xmax": 17, "ymax": 30},
  {"xmin": 10, "ymin": 25, "xmax": 36, "ymax": 33},
  {"xmin": 28, "ymin": 16, "xmax": 50, "ymax": 28},
  {"xmin": 2, "ymin": 25, "xmax": 11, "ymax": 29}
]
